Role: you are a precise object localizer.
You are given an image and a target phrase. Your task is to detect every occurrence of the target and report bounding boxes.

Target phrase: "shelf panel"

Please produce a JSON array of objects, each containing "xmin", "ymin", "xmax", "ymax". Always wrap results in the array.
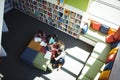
[{"xmin": 13, "ymin": 0, "xmax": 84, "ymax": 39}]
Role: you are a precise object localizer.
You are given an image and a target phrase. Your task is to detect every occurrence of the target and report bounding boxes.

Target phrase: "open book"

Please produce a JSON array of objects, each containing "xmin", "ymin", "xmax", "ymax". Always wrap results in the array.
[
  {"xmin": 44, "ymin": 51, "xmax": 52, "ymax": 60},
  {"xmin": 34, "ymin": 37, "xmax": 41, "ymax": 42}
]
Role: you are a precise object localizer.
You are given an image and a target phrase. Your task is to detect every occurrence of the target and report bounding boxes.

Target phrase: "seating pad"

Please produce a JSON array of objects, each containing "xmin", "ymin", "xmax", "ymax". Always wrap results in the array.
[
  {"xmin": 92, "ymin": 42, "xmax": 111, "ymax": 62},
  {"xmin": 28, "ymin": 39, "xmax": 41, "ymax": 52},
  {"xmin": 33, "ymin": 52, "xmax": 50, "ymax": 71},
  {"xmin": 21, "ymin": 47, "xmax": 38, "ymax": 65},
  {"xmin": 104, "ymin": 61, "xmax": 114, "ymax": 71},
  {"xmin": 100, "ymin": 24, "xmax": 110, "ymax": 34},
  {"xmin": 108, "ymin": 28, "xmax": 116, "ymax": 35},
  {"xmin": 91, "ymin": 20, "xmax": 101, "ymax": 31},
  {"xmin": 81, "ymin": 56, "xmax": 104, "ymax": 79},
  {"xmin": 99, "ymin": 70, "xmax": 111, "ymax": 80}
]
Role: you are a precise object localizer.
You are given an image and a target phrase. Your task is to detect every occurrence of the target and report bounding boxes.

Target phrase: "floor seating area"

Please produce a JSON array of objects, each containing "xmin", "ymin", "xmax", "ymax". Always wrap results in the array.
[
  {"xmin": 99, "ymin": 42, "xmax": 120, "ymax": 80},
  {"xmin": 78, "ymin": 18, "xmax": 119, "ymax": 80},
  {"xmin": 17, "ymin": 12, "xmax": 120, "ymax": 80},
  {"xmin": 21, "ymin": 32, "xmax": 65, "ymax": 72},
  {"xmin": 20, "ymin": 16, "xmax": 120, "ymax": 80}
]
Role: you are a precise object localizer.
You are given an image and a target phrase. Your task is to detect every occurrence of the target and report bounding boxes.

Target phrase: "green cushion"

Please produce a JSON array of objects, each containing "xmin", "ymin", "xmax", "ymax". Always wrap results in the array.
[
  {"xmin": 82, "ymin": 56, "xmax": 104, "ymax": 79},
  {"xmin": 92, "ymin": 42, "xmax": 111, "ymax": 62},
  {"xmin": 79, "ymin": 74, "xmax": 91, "ymax": 80},
  {"xmin": 33, "ymin": 52, "xmax": 50, "ymax": 71}
]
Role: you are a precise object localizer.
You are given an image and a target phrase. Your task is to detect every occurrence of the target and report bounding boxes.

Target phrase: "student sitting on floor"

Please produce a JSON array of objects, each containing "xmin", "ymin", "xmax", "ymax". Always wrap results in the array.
[
  {"xmin": 56, "ymin": 56, "xmax": 65, "ymax": 71},
  {"xmin": 52, "ymin": 51, "xmax": 66, "ymax": 71},
  {"xmin": 34, "ymin": 30, "xmax": 46, "ymax": 42}
]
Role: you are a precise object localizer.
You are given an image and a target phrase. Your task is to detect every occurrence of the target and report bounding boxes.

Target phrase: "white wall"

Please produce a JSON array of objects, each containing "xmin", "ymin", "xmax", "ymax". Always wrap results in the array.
[
  {"xmin": 109, "ymin": 43, "xmax": 120, "ymax": 80},
  {"xmin": 0, "ymin": 0, "xmax": 7, "ymax": 57},
  {"xmin": 87, "ymin": 1, "xmax": 120, "ymax": 30},
  {"xmin": 0, "ymin": 0, "xmax": 4, "ymax": 34},
  {"xmin": 2, "ymin": 20, "xmax": 8, "ymax": 32}
]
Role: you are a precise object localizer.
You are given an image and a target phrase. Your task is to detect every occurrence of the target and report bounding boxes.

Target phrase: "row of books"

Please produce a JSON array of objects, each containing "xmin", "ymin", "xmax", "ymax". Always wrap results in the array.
[{"xmin": 13, "ymin": 0, "xmax": 83, "ymax": 38}]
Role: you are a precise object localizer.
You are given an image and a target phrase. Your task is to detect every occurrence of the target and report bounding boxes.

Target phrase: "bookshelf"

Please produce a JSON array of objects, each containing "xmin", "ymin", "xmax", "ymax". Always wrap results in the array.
[
  {"xmin": 0, "ymin": 0, "xmax": 7, "ymax": 57},
  {"xmin": 13, "ymin": 0, "xmax": 85, "ymax": 38}
]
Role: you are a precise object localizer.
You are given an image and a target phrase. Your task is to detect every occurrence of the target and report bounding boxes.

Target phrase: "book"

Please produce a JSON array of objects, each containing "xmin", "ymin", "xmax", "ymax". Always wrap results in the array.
[
  {"xmin": 40, "ymin": 41, "xmax": 47, "ymax": 47},
  {"xmin": 34, "ymin": 37, "xmax": 41, "ymax": 42},
  {"xmin": 44, "ymin": 51, "xmax": 52, "ymax": 60}
]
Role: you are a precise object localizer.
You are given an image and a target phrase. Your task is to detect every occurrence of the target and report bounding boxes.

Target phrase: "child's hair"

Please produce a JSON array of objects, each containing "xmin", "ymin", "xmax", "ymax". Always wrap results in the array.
[
  {"xmin": 53, "ymin": 34, "xmax": 58, "ymax": 42},
  {"xmin": 57, "ymin": 40, "xmax": 65, "ymax": 51},
  {"xmin": 58, "ymin": 49, "xmax": 62, "ymax": 52},
  {"xmin": 37, "ymin": 30, "xmax": 43, "ymax": 37},
  {"xmin": 46, "ymin": 35, "xmax": 51, "ymax": 43}
]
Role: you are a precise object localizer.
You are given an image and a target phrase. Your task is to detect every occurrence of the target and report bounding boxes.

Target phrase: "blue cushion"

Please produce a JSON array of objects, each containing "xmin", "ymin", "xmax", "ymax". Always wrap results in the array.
[
  {"xmin": 103, "ymin": 61, "xmax": 114, "ymax": 71},
  {"xmin": 81, "ymin": 23, "xmax": 88, "ymax": 34},
  {"xmin": 111, "ymin": 41, "xmax": 120, "ymax": 49},
  {"xmin": 100, "ymin": 24, "xmax": 110, "ymax": 34},
  {"xmin": 21, "ymin": 47, "xmax": 38, "ymax": 65}
]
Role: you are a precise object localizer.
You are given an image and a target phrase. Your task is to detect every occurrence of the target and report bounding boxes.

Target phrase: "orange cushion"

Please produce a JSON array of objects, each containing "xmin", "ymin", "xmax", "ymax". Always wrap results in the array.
[
  {"xmin": 109, "ymin": 47, "xmax": 119, "ymax": 55},
  {"xmin": 91, "ymin": 20, "xmax": 101, "ymax": 31},
  {"xmin": 99, "ymin": 70, "xmax": 111, "ymax": 80},
  {"xmin": 108, "ymin": 28, "xmax": 116, "ymax": 35},
  {"xmin": 28, "ymin": 39, "xmax": 41, "ymax": 52}
]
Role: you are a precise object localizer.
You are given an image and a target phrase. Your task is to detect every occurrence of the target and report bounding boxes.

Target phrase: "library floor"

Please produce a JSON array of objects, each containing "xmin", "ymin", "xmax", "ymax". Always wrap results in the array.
[
  {"xmin": 1, "ymin": 9, "xmax": 93, "ymax": 80},
  {"xmin": 34, "ymin": 47, "xmax": 90, "ymax": 80}
]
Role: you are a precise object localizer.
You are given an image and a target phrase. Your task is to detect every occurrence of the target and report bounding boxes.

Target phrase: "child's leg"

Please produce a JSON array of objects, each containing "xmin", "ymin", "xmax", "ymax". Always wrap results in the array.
[{"xmin": 57, "ymin": 64, "xmax": 63, "ymax": 71}]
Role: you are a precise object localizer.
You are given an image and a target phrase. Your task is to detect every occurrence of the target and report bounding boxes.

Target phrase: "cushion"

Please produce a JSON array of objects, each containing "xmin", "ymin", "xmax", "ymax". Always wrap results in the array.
[
  {"xmin": 100, "ymin": 24, "xmax": 110, "ymax": 34},
  {"xmin": 33, "ymin": 52, "xmax": 50, "ymax": 71},
  {"xmin": 21, "ymin": 47, "xmax": 38, "ymax": 65},
  {"xmin": 28, "ymin": 39, "xmax": 41, "ymax": 52},
  {"xmin": 92, "ymin": 42, "xmax": 111, "ymax": 63},
  {"xmin": 111, "ymin": 41, "xmax": 120, "ymax": 49},
  {"xmin": 40, "ymin": 46, "xmax": 46, "ymax": 54},
  {"xmin": 106, "ymin": 33, "xmax": 115, "ymax": 43},
  {"xmin": 104, "ymin": 62, "xmax": 114, "ymax": 71},
  {"xmin": 81, "ymin": 56, "xmax": 104, "ymax": 79},
  {"xmin": 99, "ymin": 70, "xmax": 111, "ymax": 80},
  {"xmin": 91, "ymin": 20, "xmax": 101, "ymax": 31},
  {"xmin": 109, "ymin": 47, "xmax": 119, "ymax": 55},
  {"xmin": 108, "ymin": 28, "xmax": 116, "ymax": 35},
  {"xmin": 81, "ymin": 23, "xmax": 88, "ymax": 34},
  {"xmin": 106, "ymin": 54, "xmax": 116, "ymax": 63},
  {"xmin": 114, "ymin": 27, "xmax": 120, "ymax": 40}
]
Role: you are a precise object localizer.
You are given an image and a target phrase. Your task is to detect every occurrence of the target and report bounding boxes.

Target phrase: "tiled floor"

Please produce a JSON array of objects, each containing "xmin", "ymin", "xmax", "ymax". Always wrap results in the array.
[{"xmin": 33, "ymin": 47, "xmax": 91, "ymax": 80}]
